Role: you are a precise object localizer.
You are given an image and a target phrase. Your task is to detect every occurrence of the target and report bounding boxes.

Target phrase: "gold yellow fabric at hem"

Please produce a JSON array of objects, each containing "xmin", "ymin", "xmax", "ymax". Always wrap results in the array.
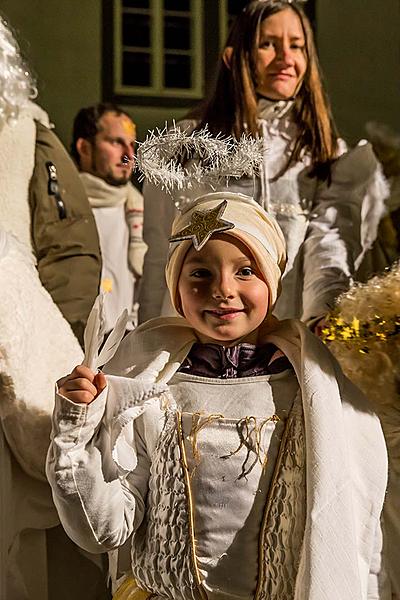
[{"xmin": 113, "ymin": 576, "xmax": 151, "ymax": 600}]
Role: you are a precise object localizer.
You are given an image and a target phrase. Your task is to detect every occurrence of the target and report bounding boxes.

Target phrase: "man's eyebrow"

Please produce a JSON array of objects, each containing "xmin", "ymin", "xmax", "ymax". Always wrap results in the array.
[{"xmin": 105, "ymin": 135, "xmax": 134, "ymax": 144}]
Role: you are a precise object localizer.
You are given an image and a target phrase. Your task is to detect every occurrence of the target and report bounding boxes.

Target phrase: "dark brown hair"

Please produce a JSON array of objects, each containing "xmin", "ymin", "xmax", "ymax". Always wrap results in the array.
[
  {"xmin": 71, "ymin": 102, "xmax": 133, "ymax": 166},
  {"xmin": 190, "ymin": 0, "xmax": 339, "ymax": 179}
]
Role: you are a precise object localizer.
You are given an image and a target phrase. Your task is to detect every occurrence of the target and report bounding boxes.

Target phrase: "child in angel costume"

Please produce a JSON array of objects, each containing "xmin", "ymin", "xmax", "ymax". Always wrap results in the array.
[{"xmin": 47, "ymin": 190, "xmax": 390, "ymax": 599}]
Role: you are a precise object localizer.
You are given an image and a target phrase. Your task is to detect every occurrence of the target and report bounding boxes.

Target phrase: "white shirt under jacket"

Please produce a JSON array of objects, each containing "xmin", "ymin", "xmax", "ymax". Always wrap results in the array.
[
  {"xmin": 46, "ymin": 317, "xmax": 389, "ymax": 600},
  {"xmin": 138, "ymin": 101, "xmax": 388, "ymax": 324}
]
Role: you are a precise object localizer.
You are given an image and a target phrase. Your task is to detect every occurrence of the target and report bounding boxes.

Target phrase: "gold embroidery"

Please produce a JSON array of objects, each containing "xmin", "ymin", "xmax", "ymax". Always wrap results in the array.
[
  {"xmin": 254, "ymin": 412, "xmax": 292, "ymax": 598},
  {"xmin": 176, "ymin": 412, "xmax": 209, "ymax": 600},
  {"xmin": 176, "ymin": 410, "xmax": 284, "ymax": 599},
  {"xmin": 222, "ymin": 415, "xmax": 280, "ymax": 479},
  {"xmin": 188, "ymin": 412, "xmax": 224, "ymax": 475}
]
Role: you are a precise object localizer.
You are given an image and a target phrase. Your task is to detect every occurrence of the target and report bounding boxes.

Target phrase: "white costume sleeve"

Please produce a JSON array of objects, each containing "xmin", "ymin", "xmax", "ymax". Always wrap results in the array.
[
  {"xmin": 338, "ymin": 375, "xmax": 390, "ymax": 600},
  {"xmin": 46, "ymin": 386, "xmax": 151, "ymax": 554},
  {"xmin": 302, "ymin": 142, "xmax": 388, "ymax": 323}
]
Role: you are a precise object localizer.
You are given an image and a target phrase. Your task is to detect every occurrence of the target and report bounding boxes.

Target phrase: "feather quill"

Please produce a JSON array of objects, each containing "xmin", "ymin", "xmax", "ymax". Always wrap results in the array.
[
  {"xmin": 83, "ymin": 294, "xmax": 129, "ymax": 370},
  {"xmin": 96, "ymin": 308, "xmax": 129, "ymax": 368},
  {"xmin": 83, "ymin": 295, "xmax": 104, "ymax": 369}
]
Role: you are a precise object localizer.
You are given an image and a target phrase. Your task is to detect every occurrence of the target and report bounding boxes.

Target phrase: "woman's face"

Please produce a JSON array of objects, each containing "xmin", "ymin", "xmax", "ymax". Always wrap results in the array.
[
  {"xmin": 177, "ymin": 235, "xmax": 270, "ymax": 346},
  {"xmin": 255, "ymin": 8, "xmax": 307, "ymax": 100}
]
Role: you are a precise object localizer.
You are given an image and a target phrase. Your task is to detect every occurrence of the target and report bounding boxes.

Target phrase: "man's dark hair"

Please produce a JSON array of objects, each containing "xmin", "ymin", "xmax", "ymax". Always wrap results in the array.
[{"xmin": 71, "ymin": 102, "xmax": 132, "ymax": 166}]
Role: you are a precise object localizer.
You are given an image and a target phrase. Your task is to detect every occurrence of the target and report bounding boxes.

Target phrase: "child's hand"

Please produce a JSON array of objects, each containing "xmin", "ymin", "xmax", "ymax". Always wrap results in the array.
[{"xmin": 57, "ymin": 365, "xmax": 107, "ymax": 405}]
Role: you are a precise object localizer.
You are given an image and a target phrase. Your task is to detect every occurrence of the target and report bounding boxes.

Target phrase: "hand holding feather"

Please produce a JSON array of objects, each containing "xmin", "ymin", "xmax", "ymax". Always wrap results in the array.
[{"xmin": 57, "ymin": 295, "xmax": 129, "ymax": 404}]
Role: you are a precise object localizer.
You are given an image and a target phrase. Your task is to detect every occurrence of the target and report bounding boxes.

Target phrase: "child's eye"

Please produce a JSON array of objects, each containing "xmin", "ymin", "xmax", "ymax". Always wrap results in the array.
[
  {"xmin": 190, "ymin": 268, "xmax": 211, "ymax": 278},
  {"xmin": 238, "ymin": 266, "xmax": 254, "ymax": 277}
]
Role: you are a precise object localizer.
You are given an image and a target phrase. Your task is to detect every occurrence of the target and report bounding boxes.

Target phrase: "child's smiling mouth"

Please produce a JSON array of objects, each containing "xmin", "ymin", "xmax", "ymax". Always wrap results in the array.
[{"xmin": 204, "ymin": 308, "xmax": 244, "ymax": 321}]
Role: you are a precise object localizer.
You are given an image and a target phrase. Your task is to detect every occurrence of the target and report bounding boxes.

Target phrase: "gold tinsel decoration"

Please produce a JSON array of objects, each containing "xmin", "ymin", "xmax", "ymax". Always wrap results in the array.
[{"xmin": 322, "ymin": 262, "xmax": 400, "ymax": 408}]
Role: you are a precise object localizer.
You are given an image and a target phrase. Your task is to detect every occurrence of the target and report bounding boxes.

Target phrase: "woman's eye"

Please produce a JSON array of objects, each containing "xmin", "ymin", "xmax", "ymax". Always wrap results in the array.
[{"xmin": 259, "ymin": 40, "xmax": 273, "ymax": 49}]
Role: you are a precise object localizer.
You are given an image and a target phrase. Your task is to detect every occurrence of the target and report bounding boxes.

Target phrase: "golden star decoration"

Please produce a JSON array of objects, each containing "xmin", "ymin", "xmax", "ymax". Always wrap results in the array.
[{"xmin": 169, "ymin": 200, "xmax": 235, "ymax": 251}]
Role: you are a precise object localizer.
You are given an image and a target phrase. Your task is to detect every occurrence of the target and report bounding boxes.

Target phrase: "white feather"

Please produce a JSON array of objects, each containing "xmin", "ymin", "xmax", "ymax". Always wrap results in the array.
[
  {"xmin": 82, "ymin": 294, "xmax": 107, "ymax": 370},
  {"xmin": 96, "ymin": 308, "xmax": 129, "ymax": 369}
]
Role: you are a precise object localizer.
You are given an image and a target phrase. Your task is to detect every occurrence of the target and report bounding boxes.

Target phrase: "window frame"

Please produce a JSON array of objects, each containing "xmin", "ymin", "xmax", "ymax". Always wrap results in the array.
[{"xmin": 105, "ymin": 0, "xmax": 204, "ymax": 106}]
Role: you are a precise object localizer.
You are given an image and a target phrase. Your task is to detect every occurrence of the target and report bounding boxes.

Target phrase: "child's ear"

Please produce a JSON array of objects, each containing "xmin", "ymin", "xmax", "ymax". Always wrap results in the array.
[{"xmin": 222, "ymin": 46, "xmax": 234, "ymax": 70}]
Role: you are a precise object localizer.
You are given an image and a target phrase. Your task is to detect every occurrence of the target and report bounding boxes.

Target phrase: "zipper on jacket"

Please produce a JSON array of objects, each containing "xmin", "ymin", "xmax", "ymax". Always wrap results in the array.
[{"xmin": 46, "ymin": 161, "xmax": 67, "ymax": 219}]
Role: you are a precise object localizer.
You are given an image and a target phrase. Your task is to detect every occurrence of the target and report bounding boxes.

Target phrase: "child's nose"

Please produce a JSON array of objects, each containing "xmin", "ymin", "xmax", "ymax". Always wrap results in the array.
[{"xmin": 212, "ymin": 275, "xmax": 234, "ymax": 300}]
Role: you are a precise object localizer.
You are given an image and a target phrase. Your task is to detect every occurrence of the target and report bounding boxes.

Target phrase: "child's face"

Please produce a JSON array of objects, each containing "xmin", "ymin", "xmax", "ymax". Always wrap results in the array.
[{"xmin": 177, "ymin": 235, "xmax": 270, "ymax": 345}]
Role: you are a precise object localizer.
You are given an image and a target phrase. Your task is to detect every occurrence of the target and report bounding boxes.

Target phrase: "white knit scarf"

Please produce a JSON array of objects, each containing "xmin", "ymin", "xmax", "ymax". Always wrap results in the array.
[
  {"xmin": 79, "ymin": 172, "xmax": 147, "ymax": 277},
  {"xmin": 79, "ymin": 171, "xmax": 135, "ymax": 208}
]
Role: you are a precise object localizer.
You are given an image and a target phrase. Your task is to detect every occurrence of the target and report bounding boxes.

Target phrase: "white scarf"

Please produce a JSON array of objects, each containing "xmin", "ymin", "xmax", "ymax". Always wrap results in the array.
[
  {"xmin": 80, "ymin": 172, "xmax": 147, "ymax": 277},
  {"xmin": 79, "ymin": 172, "xmax": 133, "ymax": 208}
]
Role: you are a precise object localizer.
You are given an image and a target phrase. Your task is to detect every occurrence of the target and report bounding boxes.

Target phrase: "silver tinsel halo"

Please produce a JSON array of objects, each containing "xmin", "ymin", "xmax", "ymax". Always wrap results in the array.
[{"xmin": 136, "ymin": 123, "xmax": 263, "ymax": 195}]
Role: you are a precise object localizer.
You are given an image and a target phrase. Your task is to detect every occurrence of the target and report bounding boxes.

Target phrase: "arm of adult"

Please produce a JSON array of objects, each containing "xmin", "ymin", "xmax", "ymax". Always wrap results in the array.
[
  {"xmin": 29, "ymin": 121, "xmax": 102, "ymax": 346},
  {"xmin": 302, "ymin": 142, "xmax": 388, "ymax": 324}
]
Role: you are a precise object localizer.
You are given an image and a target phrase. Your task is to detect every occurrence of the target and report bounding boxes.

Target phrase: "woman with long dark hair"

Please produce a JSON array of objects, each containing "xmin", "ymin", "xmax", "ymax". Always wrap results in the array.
[{"xmin": 139, "ymin": 0, "xmax": 388, "ymax": 328}]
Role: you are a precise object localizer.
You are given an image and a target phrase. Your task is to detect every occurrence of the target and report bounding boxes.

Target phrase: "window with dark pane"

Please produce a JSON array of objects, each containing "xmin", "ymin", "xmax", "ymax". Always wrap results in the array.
[
  {"xmin": 122, "ymin": 51, "xmax": 151, "ymax": 86},
  {"xmin": 107, "ymin": 0, "xmax": 203, "ymax": 102},
  {"xmin": 164, "ymin": 54, "xmax": 191, "ymax": 88},
  {"xmin": 164, "ymin": 0, "xmax": 191, "ymax": 10},
  {"xmin": 122, "ymin": 12, "xmax": 151, "ymax": 47},
  {"xmin": 164, "ymin": 15, "xmax": 191, "ymax": 50},
  {"xmin": 122, "ymin": 0, "xmax": 150, "ymax": 7}
]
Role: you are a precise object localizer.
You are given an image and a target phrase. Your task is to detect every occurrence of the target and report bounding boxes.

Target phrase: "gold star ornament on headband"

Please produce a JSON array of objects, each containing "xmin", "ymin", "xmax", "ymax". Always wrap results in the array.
[{"xmin": 169, "ymin": 200, "xmax": 235, "ymax": 251}]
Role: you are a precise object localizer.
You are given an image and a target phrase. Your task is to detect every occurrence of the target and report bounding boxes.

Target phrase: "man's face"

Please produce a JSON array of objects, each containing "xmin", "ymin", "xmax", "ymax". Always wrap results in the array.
[{"xmin": 82, "ymin": 111, "xmax": 136, "ymax": 186}]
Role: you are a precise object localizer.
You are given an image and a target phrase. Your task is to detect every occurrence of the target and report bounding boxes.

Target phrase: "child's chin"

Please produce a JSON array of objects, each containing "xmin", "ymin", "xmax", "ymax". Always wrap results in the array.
[{"xmin": 206, "ymin": 327, "xmax": 244, "ymax": 344}]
